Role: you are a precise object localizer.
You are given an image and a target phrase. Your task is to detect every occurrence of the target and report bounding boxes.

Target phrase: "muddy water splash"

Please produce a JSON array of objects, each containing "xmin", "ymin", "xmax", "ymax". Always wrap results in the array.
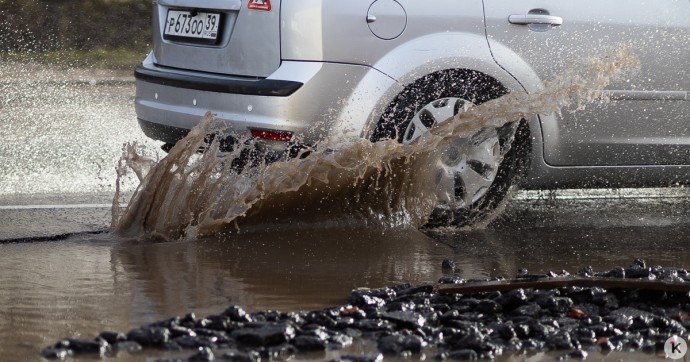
[{"xmin": 113, "ymin": 48, "xmax": 639, "ymax": 240}]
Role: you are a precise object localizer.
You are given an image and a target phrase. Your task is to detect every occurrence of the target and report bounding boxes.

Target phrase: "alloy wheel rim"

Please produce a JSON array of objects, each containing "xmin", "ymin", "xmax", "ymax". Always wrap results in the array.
[{"xmin": 402, "ymin": 97, "xmax": 502, "ymax": 207}]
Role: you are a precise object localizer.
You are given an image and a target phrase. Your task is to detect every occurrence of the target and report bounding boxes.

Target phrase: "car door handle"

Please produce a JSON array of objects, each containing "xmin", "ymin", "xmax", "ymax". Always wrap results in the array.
[{"xmin": 508, "ymin": 14, "xmax": 563, "ymax": 26}]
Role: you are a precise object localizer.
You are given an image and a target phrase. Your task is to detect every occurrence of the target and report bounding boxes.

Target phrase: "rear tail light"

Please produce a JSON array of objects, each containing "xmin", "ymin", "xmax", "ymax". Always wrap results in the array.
[{"xmin": 250, "ymin": 129, "xmax": 293, "ymax": 142}]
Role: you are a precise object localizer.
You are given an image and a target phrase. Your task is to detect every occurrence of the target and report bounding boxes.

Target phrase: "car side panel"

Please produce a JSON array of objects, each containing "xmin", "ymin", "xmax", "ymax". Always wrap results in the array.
[{"xmin": 485, "ymin": 0, "xmax": 690, "ymax": 167}]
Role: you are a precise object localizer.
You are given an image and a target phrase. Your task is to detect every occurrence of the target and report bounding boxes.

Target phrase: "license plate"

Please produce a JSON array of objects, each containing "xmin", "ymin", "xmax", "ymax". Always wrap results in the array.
[{"xmin": 164, "ymin": 10, "xmax": 221, "ymax": 43}]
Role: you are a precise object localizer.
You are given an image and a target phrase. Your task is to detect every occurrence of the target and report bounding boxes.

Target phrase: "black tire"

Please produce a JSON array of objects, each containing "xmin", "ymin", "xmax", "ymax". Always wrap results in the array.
[{"xmin": 371, "ymin": 69, "xmax": 531, "ymax": 227}]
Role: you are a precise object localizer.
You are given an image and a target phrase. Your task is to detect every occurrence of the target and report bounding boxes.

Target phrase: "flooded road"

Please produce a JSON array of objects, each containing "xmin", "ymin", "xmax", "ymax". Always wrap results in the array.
[
  {"xmin": 2, "ymin": 64, "xmax": 690, "ymax": 361},
  {"xmin": 3, "ymin": 193, "xmax": 690, "ymax": 361}
]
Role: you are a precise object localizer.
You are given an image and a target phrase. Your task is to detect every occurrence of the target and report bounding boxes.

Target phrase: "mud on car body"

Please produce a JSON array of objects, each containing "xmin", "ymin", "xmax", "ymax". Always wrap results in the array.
[{"xmin": 135, "ymin": 0, "xmax": 690, "ymax": 226}]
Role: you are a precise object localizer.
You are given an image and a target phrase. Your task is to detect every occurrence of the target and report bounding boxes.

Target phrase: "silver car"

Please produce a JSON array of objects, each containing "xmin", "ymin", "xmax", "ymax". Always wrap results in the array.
[{"xmin": 135, "ymin": 0, "xmax": 690, "ymax": 226}]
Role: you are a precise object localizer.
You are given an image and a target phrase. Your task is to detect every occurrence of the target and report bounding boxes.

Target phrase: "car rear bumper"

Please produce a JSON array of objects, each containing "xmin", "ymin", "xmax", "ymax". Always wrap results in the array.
[
  {"xmin": 134, "ymin": 55, "xmax": 398, "ymax": 146},
  {"xmin": 134, "ymin": 65, "xmax": 303, "ymax": 97}
]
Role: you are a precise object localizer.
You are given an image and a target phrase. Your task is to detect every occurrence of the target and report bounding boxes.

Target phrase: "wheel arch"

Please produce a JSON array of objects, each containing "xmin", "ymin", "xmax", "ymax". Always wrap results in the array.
[{"xmin": 360, "ymin": 32, "xmax": 543, "ymax": 146}]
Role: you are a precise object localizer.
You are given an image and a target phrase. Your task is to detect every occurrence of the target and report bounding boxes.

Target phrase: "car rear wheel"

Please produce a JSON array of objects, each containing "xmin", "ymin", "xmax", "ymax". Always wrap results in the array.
[{"xmin": 372, "ymin": 70, "xmax": 530, "ymax": 227}]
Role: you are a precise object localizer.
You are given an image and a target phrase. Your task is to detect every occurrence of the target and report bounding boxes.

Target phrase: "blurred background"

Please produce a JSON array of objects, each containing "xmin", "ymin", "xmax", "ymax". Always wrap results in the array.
[{"xmin": 0, "ymin": 0, "xmax": 152, "ymax": 69}]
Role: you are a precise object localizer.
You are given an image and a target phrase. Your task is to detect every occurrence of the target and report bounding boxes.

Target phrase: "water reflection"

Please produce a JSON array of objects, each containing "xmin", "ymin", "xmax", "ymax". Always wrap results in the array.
[{"xmin": 112, "ymin": 227, "xmax": 453, "ymax": 316}]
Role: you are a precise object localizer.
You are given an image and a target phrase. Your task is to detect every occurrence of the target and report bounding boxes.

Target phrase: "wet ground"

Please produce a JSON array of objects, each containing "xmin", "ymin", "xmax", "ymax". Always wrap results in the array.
[
  {"xmin": 3, "ymin": 192, "xmax": 690, "ymax": 361},
  {"xmin": 2, "ymin": 64, "xmax": 690, "ymax": 361}
]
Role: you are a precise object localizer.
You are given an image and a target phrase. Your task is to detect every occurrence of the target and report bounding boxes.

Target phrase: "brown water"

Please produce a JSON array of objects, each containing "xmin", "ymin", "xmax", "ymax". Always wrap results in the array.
[{"xmin": 2, "ymin": 195, "xmax": 690, "ymax": 361}]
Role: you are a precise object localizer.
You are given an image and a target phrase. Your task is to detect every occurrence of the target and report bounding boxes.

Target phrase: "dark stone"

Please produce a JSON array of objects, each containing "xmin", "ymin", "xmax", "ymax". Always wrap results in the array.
[
  {"xmin": 545, "ymin": 331, "xmax": 573, "ymax": 349},
  {"xmin": 443, "ymin": 324, "xmax": 489, "ymax": 350},
  {"xmin": 262, "ymin": 344, "xmax": 298, "ymax": 359},
  {"xmin": 494, "ymin": 289, "xmax": 528, "ymax": 310},
  {"xmin": 510, "ymin": 303, "xmax": 541, "ymax": 318},
  {"xmin": 599, "ymin": 339, "xmax": 618, "ymax": 352},
  {"xmin": 174, "ymin": 335, "xmax": 218, "ymax": 349},
  {"xmin": 223, "ymin": 306, "xmax": 253, "ymax": 323},
  {"xmin": 162, "ymin": 340, "xmax": 183, "ymax": 351},
  {"xmin": 578, "ymin": 266, "xmax": 594, "ymax": 277},
  {"xmin": 513, "ymin": 323, "xmax": 530, "ymax": 339},
  {"xmin": 377, "ymin": 333, "xmax": 426, "ymax": 355},
  {"xmin": 656, "ymin": 268, "xmax": 683, "ymax": 282},
  {"xmin": 283, "ymin": 312, "xmax": 304, "ymax": 325},
  {"xmin": 348, "ymin": 288, "xmax": 396, "ymax": 307},
  {"xmin": 231, "ymin": 323, "xmax": 295, "ymax": 347},
  {"xmin": 438, "ymin": 276, "xmax": 466, "ymax": 285},
  {"xmin": 336, "ymin": 317, "xmax": 356, "ymax": 330},
  {"xmin": 188, "ymin": 346, "xmax": 214, "ymax": 362},
  {"xmin": 592, "ymin": 292, "xmax": 619, "ymax": 309},
  {"xmin": 206, "ymin": 315, "xmax": 232, "ymax": 331},
  {"xmin": 354, "ymin": 318, "xmax": 395, "ymax": 332},
  {"xmin": 609, "ymin": 315, "xmax": 633, "ymax": 331},
  {"xmin": 150, "ymin": 317, "xmax": 182, "ymax": 329},
  {"xmin": 170, "ymin": 325, "xmax": 197, "ymax": 338},
  {"xmin": 113, "ymin": 341, "xmax": 142, "ymax": 353},
  {"xmin": 397, "ymin": 284, "xmax": 434, "ymax": 297},
  {"xmin": 575, "ymin": 328, "xmax": 595, "ymax": 340},
  {"xmin": 652, "ymin": 315, "xmax": 686, "ymax": 333},
  {"xmin": 218, "ymin": 351, "xmax": 259, "ymax": 362},
  {"xmin": 601, "ymin": 267, "xmax": 625, "ymax": 279},
  {"xmin": 336, "ymin": 353, "xmax": 384, "ymax": 362},
  {"xmin": 565, "ymin": 287, "xmax": 594, "ymax": 303},
  {"xmin": 625, "ymin": 266, "xmax": 651, "ymax": 279},
  {"xmin": 195, "ymin": 318, "xmax": 213, "ymax": 329},
  {"xmin": 630, "ymin": 315, "xmax": 653, "ymax": 330},
  {"xmin": 459, "ymin": 312, "xmax": 485, "ymax": 323},
  {"xmin": 440, "ymin": 309, "xmax": 462, "ymax": 325},
  {"xmin": 97, "ymin": 331, "xmax": 126, "ymax": 344},
  {"xmin": 381, "ymin": 311, "xmax": 426, "ymax": 329},
  {"xmin": 194, "ymin": 328, "xmax": 230, "ymax": 343},
  {"xmin": 540, "ymin": 297, "xmax": 574, "ymax": 314},
  {"xmin": 528, "ymin": 323, "xmax": 551, "ymax": 338},
  {"xmin": 329, "ymin": 332, "xmax": 354, "ymax": 348},
  {"xmin": 343, "ymin": 328, "xmax": 363, "ymax": 338},
  {"xmin": 304, "ymin": 311, "xmax": 338, "ymax": 329},
  {"xmin": 41, "ymin": 347, "xmax": 73, "ymax": 359},
  {"xmin": 54, "ymin": 338, "xmax": 108, "ymax": 355},
  {"xmin": 384, "ymin": 301, "xmax": 415, "ymax": 312},
  {"xmin": 446, "ymin": 349, "xmax": 478, "ymax": 360},
  {"xmin": 442, "ymin": 259, "xmax": 456, "ymax": 271},
  {"xmin": 43, "ymin": 263, "xmax": 690, "ymax": 361},
  {"xmin": 431, "ymin": 302, "xmax": 451, "ymax": 313},
  {"xmin": 495, "ymin": 324, "xmax": 516, "ymax": 340},
  {"xmin": 293, "ymin": 335, "xmax": 328, "ymax": 351},
  {"xmin": 475, "ymin": 300, "xmax": 501, "ymax": 314},
  {"xmin": 127, "ymin": 327, "xmax": 171, "ymax": 346},
  {"xmin": 521, "ymin": 338, "xmax": 546, "ymax": 351},
  {"xmin": 180, "ymin": 313, "xmax": 197, "ymax": 328},
  {"xmin": 252, "ymin": 310, "xmax": 284, "ymax": 323},
  {"xmin": 292, "ymin": 326, "xmax": 329, "ymax": 351},
  {"xmin": 558, "ymin": 350, "xmax": 588, "ymax": 361}
]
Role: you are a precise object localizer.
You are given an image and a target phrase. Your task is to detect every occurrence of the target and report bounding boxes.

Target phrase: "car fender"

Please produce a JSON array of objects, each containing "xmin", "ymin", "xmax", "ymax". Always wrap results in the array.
[{"xmin": 359, "ymin": 32, "xmax": 543, "ymax": 137}]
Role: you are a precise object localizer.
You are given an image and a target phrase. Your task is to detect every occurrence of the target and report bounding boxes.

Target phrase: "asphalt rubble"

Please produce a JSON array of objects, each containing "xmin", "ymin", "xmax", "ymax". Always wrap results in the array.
[{"xmin": 43, "ymin": 259, "xmax": 690, "ymax": 361}]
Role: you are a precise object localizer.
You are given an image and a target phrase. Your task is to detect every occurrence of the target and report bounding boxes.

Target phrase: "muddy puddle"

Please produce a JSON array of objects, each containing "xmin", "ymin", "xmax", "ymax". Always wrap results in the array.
[{"xmin": 3, "ymin": 193, "xmax": 690, "ymax": 361}]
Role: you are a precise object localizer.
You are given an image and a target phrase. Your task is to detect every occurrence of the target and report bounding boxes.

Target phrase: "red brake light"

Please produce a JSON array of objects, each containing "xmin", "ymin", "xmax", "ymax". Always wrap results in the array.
[{"xmin": 250, "ymin": 129, "xmax": 293, "ymax": 142}]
